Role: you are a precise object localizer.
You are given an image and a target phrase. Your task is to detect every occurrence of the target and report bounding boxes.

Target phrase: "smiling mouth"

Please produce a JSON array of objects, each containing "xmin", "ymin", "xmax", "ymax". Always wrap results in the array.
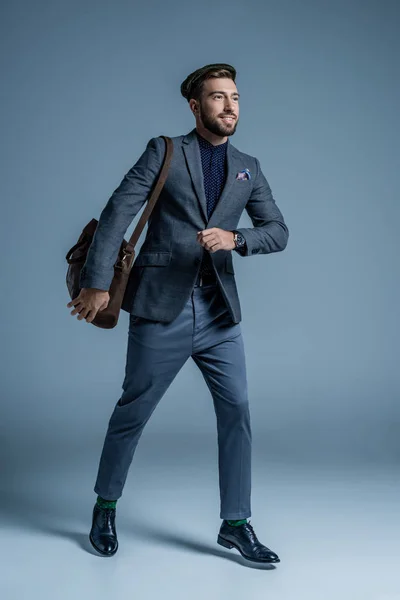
[{"xmin": 220, "ymin": 116, "xmax": 235, "ymax": 122}]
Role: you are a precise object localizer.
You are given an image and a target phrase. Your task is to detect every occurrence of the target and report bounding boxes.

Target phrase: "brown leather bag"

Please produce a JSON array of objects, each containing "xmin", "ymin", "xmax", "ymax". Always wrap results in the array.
[{"xmin": 66, "ymin": 136, "xmax": 173, "ymax": 329}]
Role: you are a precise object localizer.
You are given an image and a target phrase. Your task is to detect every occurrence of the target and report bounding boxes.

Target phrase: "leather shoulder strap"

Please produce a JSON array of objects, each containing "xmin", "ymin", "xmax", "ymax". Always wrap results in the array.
[{"xmin": 125, "ymin": 136, "xmax": 173, "ymax": 252}]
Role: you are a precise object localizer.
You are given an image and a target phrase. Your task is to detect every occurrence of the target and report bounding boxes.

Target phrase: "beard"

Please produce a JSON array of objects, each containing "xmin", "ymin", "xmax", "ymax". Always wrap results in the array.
[{"xmin": 199, "ymin": 104, "xmax": 238, "ymax": 137}]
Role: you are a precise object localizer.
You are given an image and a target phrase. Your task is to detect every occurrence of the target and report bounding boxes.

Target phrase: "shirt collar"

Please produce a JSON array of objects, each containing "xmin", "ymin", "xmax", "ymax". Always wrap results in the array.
[{"xmin": 196, "ymin": 130, "xmax": 228, "ymax": 153}]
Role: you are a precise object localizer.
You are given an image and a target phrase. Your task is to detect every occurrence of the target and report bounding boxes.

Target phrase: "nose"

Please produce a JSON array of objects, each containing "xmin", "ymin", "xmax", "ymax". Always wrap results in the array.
[{"xmin": 224, "ymin": 98, "xmax": 235, "ymax": 112}]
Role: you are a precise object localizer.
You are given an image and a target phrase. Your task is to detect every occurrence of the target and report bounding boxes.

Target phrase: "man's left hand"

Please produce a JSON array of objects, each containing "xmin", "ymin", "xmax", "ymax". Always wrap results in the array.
[{"xmin": 197, "ymin": 228, "xmax": 236, "ymax": 252}]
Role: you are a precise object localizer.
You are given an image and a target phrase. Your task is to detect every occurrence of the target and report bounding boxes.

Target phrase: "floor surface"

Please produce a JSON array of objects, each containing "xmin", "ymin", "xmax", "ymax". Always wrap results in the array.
[{"xmin": 1, "ymin": 435, "xmax": 399, "ymax": 600}]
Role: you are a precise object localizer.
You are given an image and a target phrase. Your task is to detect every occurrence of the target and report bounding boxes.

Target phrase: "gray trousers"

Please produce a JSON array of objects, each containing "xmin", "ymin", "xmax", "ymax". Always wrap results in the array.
[{"xmin": 93, "ymin": 282, "xmax": 252, "ymax": 520}]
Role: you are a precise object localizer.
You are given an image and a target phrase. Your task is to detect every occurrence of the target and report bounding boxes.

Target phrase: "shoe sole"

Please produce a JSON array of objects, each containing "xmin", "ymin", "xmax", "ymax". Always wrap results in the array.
[
  {"xmin": 217, "ymin": 535, "xmax": 280, "ymax": 564},
  {"xmin": 89, "ymin": 532, "xmax": 118, "ymax": 557}
]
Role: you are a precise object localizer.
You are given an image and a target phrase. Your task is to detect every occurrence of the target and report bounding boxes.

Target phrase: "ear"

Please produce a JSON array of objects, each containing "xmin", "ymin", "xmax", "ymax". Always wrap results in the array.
[{"xmin": 189, "ymin": 99, "xmax": 198, "ymax": 114}]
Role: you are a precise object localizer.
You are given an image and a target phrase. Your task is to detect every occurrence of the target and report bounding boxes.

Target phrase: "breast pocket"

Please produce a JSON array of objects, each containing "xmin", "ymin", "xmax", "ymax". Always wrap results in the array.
[{"xmin": 233, "ymin": 179, "xmax": 253, "ymax": 201}]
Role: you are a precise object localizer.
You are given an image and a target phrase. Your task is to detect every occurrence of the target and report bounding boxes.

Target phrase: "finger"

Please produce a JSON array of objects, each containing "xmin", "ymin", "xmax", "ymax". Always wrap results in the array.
[
  {"xmin": 69, "ymin": 298, "xmax": 82, "ymax": 307},
  {"xmin": 70, "ymin": 302, "xmax": 83, "ymax": 316},
  {"xmin": 208, "ymin": 238, "xmax": 220, "ymax": 251},
  {"xmin": 198, "ymin": 229, "xmax": 215, "ymax": 239},
  {"xmin": 77, "ymin": 307, "xmax": 90, "ymax": 321},
  {"xmin": 203, "ymin": 232, "xmax": 217, "ymax": 241},
  {"xmin": 205, "ymin": 236, "xmax": 218, "ymax": 250},
  {"xmin": 67, "ymin": 297, "xmax": 81, "ymax": 308},
  {"xmin": 202, "ymin": 228, "xmax": 217, "ymax": 237},
  {"xmin": 203, "ymin": 234, "xmax": 218, "ymax": 245},
  {"xmin": 85, "ymin": 309, "xmax": 96, "ymax": 323}
]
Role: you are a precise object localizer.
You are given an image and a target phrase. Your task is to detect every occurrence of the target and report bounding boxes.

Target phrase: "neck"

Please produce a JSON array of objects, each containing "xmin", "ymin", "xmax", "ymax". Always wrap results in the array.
[{"xmin": 195, "ymin": 124, "xmax": 227, "ymax": 146}]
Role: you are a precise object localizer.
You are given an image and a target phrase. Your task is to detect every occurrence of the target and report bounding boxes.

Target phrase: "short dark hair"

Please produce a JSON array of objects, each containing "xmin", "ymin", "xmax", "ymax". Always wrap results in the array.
[{"xmin": 180, "ymin": 63, "xmax": 236, "ymax": 103}]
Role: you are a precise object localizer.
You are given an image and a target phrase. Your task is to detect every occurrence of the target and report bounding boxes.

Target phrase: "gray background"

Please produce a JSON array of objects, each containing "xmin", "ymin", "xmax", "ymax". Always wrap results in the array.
[{"xmin": 1, "ymin": 0, "xmax": 399, "ymax": 598}]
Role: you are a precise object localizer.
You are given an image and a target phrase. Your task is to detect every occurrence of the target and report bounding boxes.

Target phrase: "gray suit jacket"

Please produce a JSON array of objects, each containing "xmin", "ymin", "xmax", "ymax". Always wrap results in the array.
[{"xmin": 79, "ymin": 128, "xmax": 289, "ymax": 323}]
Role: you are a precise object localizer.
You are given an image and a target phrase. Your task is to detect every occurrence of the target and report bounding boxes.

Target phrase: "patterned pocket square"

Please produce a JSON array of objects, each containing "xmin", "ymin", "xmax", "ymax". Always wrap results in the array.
[{"xmin": 236, "ymin": 169, "xmax": 251, "ymax": 180}]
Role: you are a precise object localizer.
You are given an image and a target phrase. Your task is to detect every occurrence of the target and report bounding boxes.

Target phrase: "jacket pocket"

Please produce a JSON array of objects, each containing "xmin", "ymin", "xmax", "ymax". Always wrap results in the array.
[{"xmin": 133, "ymin": 251, "xmax": 172, "ymax": 267}]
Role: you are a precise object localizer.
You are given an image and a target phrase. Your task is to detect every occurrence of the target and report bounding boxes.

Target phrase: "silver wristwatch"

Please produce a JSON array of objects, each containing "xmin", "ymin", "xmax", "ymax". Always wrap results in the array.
[{"xmin": 233, "ymin": 230, "xmax": 246, "ymax": 249}]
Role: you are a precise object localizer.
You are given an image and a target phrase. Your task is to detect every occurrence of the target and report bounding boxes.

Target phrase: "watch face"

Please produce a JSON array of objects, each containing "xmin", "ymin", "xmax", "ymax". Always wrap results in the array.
[{"xmin": 236, "ymin": 233, "xmax": 245, "ymax": 247}]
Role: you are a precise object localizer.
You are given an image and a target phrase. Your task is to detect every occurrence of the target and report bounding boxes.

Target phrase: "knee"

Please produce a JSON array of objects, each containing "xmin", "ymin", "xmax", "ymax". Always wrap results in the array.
[
  {"xmin": 234, "ymin": 398, "xmax": 250, "ymax": 419},
  {"xmin": 218, "ymin": 396, "xmax": 250, "ymax": 422}
]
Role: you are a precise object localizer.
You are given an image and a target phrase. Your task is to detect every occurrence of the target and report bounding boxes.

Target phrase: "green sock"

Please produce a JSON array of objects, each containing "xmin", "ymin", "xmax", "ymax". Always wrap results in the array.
[
  {"xmin": 226, "ymin": 519, "xmax": 248, "ymax": 526},
  {"xmin": 96, "ymin": 495, "xmax": 117, "ymax": 509}
]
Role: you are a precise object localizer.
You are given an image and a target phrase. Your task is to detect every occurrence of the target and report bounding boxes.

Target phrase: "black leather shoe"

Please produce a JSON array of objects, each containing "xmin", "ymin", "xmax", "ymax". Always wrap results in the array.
[
  {"xmin": 217, "ymin": 520, "xmax": 280, "ymax": 563},
  {"xmin": 89, "ymin": 503, "xmax": 118, "ymax": 557}
]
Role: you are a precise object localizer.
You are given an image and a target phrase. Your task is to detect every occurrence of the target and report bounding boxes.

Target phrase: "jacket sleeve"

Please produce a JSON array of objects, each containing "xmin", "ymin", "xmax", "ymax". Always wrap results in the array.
[
  {"xmin": 235, "ymin": 157, "xmax": 289, "ymax": 257},
  {"xmin": 79, "ymin": 137, "xmax": 164, "ymax": 291}
]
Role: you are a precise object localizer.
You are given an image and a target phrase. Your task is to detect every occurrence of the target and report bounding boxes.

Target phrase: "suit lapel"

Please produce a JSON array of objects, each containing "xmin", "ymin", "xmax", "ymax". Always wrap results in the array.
[
  {"xmin": 182, "ymin": 128, "xmax": 241, "ymax": 226},
  {"xmin": 182, "ymin": 129, "xmax": 208, "ymax": 223}
]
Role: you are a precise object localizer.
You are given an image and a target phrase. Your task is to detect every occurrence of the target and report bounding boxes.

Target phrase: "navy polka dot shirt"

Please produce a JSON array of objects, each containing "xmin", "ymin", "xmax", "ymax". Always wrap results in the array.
[
  {"xmin": 197, "ymin": 131, "xmax": 228, "ymax": 220},
  {"xmin": 196, "ymin": 131, "xmax": 245, "ymax": 280}
]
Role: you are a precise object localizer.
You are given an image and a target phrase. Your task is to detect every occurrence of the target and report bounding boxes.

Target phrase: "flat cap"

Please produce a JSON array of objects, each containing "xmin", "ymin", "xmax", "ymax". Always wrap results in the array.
[{"xmin": 180, "ymin": 63, "xmax": 236, "ymax": 101}]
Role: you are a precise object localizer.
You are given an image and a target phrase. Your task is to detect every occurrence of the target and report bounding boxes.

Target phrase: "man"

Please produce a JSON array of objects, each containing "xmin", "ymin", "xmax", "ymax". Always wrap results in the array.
[{"xmin": 67, "ymin": 63, "xmax": 289, "ymax": 564}]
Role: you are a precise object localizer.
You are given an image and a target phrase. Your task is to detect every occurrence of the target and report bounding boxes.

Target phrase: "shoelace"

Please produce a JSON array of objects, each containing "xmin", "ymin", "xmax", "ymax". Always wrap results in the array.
[
  {"xmin": 100, "ymin": 507, "xmax": 115, "ymax": 526},
  {"xmin": 243, "ymin": 520, "xmax": 258, "ymax": 544}
]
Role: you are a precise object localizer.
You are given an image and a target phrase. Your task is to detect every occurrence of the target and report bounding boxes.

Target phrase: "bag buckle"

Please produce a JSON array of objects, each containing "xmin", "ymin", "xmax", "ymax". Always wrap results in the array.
[{"xmin": 115, "ymin": 247, "xmax": 133, "ymax": 270}]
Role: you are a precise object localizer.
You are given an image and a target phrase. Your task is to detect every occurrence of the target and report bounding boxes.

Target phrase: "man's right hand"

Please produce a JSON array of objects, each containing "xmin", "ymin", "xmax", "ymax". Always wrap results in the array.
[{"xmin": 67, "ymin": 288, "xmax": 110, "ymax": 323}]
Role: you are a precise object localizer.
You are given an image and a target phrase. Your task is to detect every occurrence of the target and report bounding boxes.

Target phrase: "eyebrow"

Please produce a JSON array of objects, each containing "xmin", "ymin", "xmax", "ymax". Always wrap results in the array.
[{"xmin": 208, "ymin": 90, "xmax": 240, "ymax": 98}]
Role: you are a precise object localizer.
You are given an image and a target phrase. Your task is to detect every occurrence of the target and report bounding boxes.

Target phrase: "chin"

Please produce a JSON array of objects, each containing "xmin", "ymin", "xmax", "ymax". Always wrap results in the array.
[
  {"xmin": 221, "ymin": 126, "xmax": 237, "ymax": 136},
  {"xmin": 211, "ymin": 124, "xmax": 237, "ymax": 137},
  {"xmin": 219, "ymin": 121, "xmax": 238, "ymax": 135}
]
